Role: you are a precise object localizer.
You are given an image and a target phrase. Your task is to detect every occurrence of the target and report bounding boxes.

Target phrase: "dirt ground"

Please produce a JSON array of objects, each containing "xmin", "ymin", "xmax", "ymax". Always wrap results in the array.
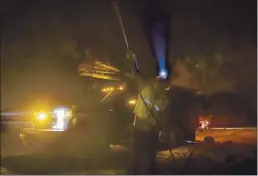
[
  {"xmin": 1, "ymin": 127, "xmax": 257, "ymax": 174},
  {"xmin": 196, "ymin": 128, "xmax": 257, "ymax": 144}
]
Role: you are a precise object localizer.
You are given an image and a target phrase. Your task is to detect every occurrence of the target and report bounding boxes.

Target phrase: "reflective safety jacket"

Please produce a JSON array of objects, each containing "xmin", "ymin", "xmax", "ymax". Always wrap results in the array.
[{"xmin": 133, "ymin": 85, "xmax": 167, "ymax": 131}]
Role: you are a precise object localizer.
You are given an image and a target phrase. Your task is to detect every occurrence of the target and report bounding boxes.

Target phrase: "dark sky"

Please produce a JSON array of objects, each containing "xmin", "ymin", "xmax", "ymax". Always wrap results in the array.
[{"xmin": 0, "ymin": 0, "xmax": 257, "ymax": 108}]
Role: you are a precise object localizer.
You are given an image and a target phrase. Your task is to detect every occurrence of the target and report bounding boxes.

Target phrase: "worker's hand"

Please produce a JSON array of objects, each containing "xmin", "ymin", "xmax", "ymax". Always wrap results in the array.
[{"xmin": 127, "ymin": 49, "xmax": 136, "ymax": 62}]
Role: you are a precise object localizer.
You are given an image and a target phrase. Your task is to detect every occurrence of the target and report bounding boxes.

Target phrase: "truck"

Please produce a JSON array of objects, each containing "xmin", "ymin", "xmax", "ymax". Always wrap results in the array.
[
  {"xmin": 77, "ymin": 59, "xmax": 208, "ymax": 147},
  {"xmin": 1, "ymin": 59, "xmax": 207, "ymax": 154},
  {"xmin": 1, "ymin": 100, "xmax": 79, "ymax": 148}
]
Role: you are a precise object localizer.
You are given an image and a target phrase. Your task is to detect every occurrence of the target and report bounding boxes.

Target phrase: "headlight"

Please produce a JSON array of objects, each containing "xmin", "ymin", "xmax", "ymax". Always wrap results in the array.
[
  {"xmin": 35, "ymin": 112, "xmax": 47, "ymax": 121},
  {"xmin": 54, "ymin": 108, "xmax": 66, "ymax": 119},
  {"xmin": 52, "ymin": 108, "xmax": 72, "ymax": 130},
  {"xmin": 53, "ymin": 108, "xmax": 72, "ymax": 118}
]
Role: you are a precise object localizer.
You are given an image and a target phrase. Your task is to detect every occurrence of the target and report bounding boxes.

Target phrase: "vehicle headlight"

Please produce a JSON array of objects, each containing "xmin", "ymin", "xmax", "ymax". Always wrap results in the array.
[
  {"xmin": 54, "ymin": 108, "xmax": 66, "ymax": 119},
  {"xmin": 53, "ymin": 108, "xmax": 72, "ymax": 118},
  {"xmin": 52, "ymin": 108, "xmax": 72, "ymax": 130},
  {"xmin": 35, "ymin": 112, "xmax": 47, "ymax": 121}
]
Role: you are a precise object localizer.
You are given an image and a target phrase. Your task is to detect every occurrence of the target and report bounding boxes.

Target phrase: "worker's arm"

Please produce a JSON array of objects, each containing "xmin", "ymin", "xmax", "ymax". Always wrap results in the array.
[{"xmin": 126, "ymin": 50, "xmax": 145, "ymax": 89}]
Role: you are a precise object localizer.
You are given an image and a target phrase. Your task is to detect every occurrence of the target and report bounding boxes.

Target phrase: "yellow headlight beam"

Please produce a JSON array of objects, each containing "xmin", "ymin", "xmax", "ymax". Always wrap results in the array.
[{"xmin": 37, "ymin": 112, "xmax": 47, "ymax": 121}]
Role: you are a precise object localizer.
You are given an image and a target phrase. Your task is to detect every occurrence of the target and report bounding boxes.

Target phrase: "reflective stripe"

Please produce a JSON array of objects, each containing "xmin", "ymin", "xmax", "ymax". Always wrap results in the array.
[
  {"xmin": 210, "ymin": 127, "xmax": 256, "ymax": 130},
  {"xmin": 143, "ymin": 98, "xmax": 160, "ymax": 111}
]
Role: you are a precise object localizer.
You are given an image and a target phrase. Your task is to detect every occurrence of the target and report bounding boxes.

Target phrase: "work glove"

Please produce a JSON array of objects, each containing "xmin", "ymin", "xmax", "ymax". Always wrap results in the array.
[
  {"xmin": 126, "ymin": 49, "xmax": 136, "ymax": 62},
  {"xmin": 127, "ymin": 49, "xmax": 140, "ymax": 72}
]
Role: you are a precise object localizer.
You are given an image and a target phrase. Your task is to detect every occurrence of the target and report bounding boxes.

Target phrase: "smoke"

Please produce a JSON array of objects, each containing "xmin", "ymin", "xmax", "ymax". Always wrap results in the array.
[{"xmin": 170, "ymin": 60, "xmax": 196, "ymax": 89}]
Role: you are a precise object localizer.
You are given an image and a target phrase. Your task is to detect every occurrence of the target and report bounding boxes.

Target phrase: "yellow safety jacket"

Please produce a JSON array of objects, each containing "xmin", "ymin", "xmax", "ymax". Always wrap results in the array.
[{"xmin": 133, "ymin": 85, "xmax": 167, "ymax": 131}]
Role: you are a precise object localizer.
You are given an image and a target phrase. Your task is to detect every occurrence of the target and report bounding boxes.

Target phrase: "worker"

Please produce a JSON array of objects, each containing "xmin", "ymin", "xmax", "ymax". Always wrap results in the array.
[{"xmin": 126, "ymin": 50, "xmax": 168, "ymax": 174}]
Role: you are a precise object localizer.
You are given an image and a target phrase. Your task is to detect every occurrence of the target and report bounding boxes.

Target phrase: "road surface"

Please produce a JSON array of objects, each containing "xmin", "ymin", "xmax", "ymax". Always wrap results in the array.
[
  {"xmin": 1, "ymin": 127, "xmax": 257, "ymax": 174},
  {"xmin": 196, "ymin": 127, "xmax": 257, "ymax": 144}
]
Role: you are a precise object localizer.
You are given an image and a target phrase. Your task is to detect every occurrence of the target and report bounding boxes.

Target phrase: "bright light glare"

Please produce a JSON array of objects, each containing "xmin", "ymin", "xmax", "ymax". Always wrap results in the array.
[
  {"xmin": 118, "ymin": 86, "xmax": 124, "ymax": 90},
  {"xmin": 129, "ymin": 99, "xmax": 136, "ymax": 105},
  {"xmin": 102, "ymin": 87, "xmax": 114, "ymax": 92},
  {"xmin": 52, "ymin": 108, "xmax": 66, "ymax": 130},
  {"xmin": 37, "ymin": 112, "xmax": 47, "ymax": 121},
  {"xmin": 158, "ymin": 68, "xmax": 168, "ymax": 79},
  {"xmin": 54, "ymin": 109, "xmax": 66, "ymax": 118},
  {"xmin": 200, "ymin": 120, "xmax": 210, "ymax": 129}
]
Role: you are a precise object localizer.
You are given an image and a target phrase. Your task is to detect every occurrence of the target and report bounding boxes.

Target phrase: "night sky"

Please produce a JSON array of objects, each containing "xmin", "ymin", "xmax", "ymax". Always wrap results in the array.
[{"xmin": 0, "ymin": 0, "xmax": 257, "ymax": 109}]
